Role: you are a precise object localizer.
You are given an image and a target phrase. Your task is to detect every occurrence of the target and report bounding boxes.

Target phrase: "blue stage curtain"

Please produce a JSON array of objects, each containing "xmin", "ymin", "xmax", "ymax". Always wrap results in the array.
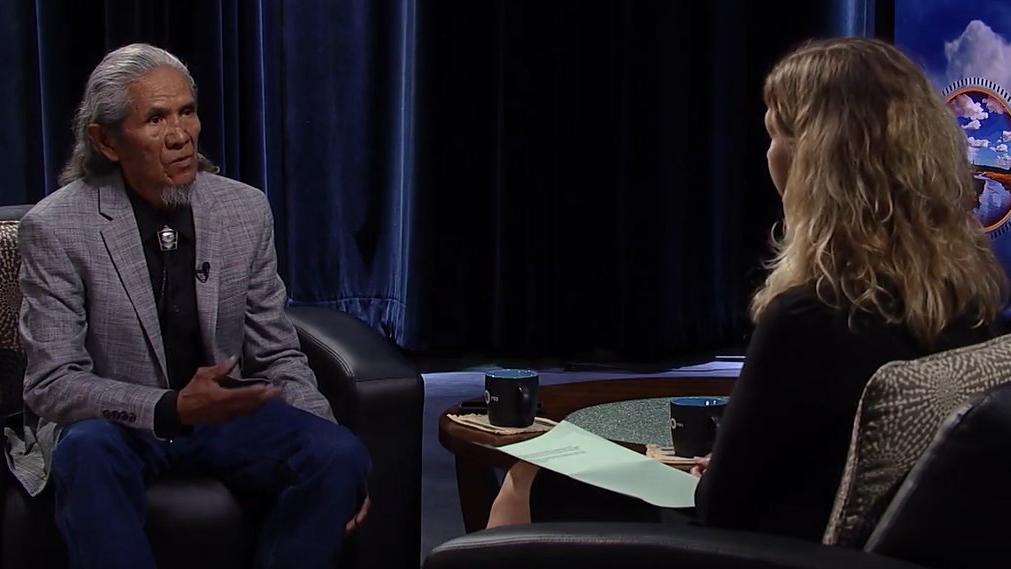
[
  {"xmin": 0, "ymin": 0, "xmax": 415, "ymax": 345},
  {"xmin": 407, "ymin": 0, "xmax": 872, "ymax": 359},
  {"xmin": 0, "ymin": 0, "xmax": 870, "ymax": 359}
]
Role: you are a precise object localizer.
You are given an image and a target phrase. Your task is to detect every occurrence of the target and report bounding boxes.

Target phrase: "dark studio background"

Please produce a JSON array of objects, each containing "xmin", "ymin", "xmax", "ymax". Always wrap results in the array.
[{"xmin": 0, "ymin": 0, "xmax": 882, "ymax": 367}]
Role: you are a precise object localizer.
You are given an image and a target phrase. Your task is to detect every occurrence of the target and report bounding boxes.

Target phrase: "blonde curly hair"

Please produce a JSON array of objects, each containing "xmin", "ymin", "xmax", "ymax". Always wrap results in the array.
[{"xmin": 752, "ymin": 37, "xmax": 1007, "ymax": 343}]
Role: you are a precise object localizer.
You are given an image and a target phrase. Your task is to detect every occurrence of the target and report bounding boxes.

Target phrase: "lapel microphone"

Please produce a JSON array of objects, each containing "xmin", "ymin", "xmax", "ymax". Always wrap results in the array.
[{"xmin": 195, "ymin": 262, "xmax": 211, "ymax": 283}]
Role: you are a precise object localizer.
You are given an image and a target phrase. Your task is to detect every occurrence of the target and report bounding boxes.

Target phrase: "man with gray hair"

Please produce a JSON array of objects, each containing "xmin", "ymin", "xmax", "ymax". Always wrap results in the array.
[{"xmin": 9, "ymin": 43, "xmax": 370, "ymax": 568}]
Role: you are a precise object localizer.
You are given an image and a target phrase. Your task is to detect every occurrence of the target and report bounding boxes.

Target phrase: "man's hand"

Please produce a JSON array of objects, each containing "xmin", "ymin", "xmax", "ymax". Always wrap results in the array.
[
  {"xmin": 345, "ymin": 495, "xmax": 371, "ymax": 535},
  {"xmin": 176, "ymin": 356, "xmax": 281, "ymax": 425}
]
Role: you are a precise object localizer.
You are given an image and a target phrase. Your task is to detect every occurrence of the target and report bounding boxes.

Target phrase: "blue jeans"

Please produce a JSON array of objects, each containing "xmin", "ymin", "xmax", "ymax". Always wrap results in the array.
[{"xmin": 50, "ymin": 399, "xmax": 370, "ymax": 569}]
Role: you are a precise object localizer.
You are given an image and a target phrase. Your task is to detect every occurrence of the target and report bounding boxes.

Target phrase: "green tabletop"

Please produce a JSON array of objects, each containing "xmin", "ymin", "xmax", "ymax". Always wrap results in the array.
[{"xmin": 565, "ymin": 397, "xmax": 673, "ymax": 446}]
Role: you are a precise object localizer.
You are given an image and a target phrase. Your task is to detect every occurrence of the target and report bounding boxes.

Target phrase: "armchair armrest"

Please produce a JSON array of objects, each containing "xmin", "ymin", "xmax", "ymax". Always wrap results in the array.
[
  {"xmin": 423, "ymin": 523, "xmax": 927, "ymax": 569},
  {"xmin": 286, "ymin": 305, "xmax": 423, "ymax": 569},
  {"xmin": 285, "ymin": 306, "xmax": 421, "ymax": 425}
]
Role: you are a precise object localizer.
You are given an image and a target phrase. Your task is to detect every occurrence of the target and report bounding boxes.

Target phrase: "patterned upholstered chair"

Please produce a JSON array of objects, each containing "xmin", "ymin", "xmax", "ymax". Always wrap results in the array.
[
  {"xmin": 0, "ymin": 205, "xmax": 30, "ymax": 420},
  {"xmin": 824, "ymin": 332, "xmax": 1011, "ymax": 547},
  {"xmin": 0, "ymin": 205, "xmax": 425, "ymax": 569},
  {"xmin": 425, "ymin": 334, "xmax": 1011, "ymax": 569}
]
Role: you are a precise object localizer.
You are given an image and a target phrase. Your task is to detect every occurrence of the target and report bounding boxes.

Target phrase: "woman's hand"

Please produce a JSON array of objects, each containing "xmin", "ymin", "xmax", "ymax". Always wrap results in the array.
[{"xmin": 690, "ymin": 455, "xmax": 711, "ymax": 478}]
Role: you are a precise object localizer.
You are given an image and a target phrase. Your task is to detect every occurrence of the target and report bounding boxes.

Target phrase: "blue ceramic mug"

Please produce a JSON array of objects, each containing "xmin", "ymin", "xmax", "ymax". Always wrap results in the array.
[
  {"xmin": 484, "ymin": 369, "xmax": 539, "ymax": 427},
  {"xmin": 670, "ymin": 396, "xmax": 727, "ymax": 457}
]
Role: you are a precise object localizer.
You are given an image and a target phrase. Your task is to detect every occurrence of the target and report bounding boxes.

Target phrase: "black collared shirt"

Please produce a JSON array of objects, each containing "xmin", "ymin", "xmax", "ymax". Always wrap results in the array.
[{"xmin": 127, "ymin": 190, "xmax": 205, "ymax": 437}]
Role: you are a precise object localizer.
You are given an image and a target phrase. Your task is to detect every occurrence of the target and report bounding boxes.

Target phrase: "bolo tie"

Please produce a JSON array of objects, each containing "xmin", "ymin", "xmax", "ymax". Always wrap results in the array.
[{"xmin": 157, "ymin": 224, "xmax": 178, "ymax": 316}]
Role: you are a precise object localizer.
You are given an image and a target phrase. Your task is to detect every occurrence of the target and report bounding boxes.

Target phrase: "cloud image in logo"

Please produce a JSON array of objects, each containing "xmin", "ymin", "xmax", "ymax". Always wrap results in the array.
[
  {"xmin": 950, "ymin": 93, "xmax": 990, "ymax": 120},
  {"xmin": 948, "ymin": 88, "xmax": 1011, "ymax": 173},
  {"xmin": 968, "ymin": 136, "xmax": 991, "ymax": 148},
  {"xmin": 946, "ymin": 20, "xmax": 1011, "ymax": 95}
]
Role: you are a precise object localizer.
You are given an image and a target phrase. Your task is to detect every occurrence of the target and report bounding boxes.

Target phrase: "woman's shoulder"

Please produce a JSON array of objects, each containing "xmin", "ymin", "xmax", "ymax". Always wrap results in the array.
[
  {"xmin": 747, "ymin": 287, "xmax": 847, "ymax": 358},
  {"xmin": 760, "ymin": 285, "xmax": 947, "ymax": 348},
  {"xmin": 762, "ymin": 286, "xmax": 840, "ymax": 325}
]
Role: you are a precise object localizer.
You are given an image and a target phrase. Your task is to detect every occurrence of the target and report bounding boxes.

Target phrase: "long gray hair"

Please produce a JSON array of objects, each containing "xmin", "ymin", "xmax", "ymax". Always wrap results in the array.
[{"xmin": 58, "ymin": 43, "xmax": 217, "ymax": 186}]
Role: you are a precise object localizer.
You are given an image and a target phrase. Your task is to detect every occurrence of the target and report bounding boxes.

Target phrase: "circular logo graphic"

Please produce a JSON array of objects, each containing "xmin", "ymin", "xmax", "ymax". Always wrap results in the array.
[{"xmin": 943, "ymin": 77, "xmax": 1011, "ymax": 238}]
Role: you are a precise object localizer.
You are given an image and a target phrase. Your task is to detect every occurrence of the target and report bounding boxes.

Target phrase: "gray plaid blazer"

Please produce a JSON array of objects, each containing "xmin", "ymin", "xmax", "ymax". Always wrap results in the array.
[{"xmin": 5, "ymin": 171, "xmax": 335, "ymax": 496}]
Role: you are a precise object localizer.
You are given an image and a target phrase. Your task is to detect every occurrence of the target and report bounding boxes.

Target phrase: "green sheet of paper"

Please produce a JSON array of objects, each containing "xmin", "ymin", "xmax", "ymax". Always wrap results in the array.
[{"xmin": 497, "ymin": 420, "xmax": 698, "ymax": 508}]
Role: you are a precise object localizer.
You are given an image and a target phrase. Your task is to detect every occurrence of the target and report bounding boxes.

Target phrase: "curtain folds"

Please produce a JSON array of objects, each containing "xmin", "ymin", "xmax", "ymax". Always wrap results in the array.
[
  {"xmin": 407, "ymin": 0, "xmax": 867, "ymax": 358},
  {"xmin": 1, "ymin": 0, "xmax": 866, "ymax": 360},
  {"xmin": 4, "ymin": 0, "xmax": 415, "ymax": 345}
]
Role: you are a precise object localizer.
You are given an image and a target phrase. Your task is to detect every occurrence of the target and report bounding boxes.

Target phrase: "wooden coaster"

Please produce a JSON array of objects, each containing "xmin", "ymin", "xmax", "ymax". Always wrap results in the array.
[
  {"xmin": 447, "ymin": 413, "xmax": 557, "ymax": 436},
  {"xmin": 646, "ymin": 444, "xmax": 701, "ymax": 470}
]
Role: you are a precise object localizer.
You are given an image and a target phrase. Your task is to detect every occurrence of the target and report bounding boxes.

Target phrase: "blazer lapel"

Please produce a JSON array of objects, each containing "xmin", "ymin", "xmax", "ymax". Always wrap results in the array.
[
  {"xmin": 190, "ymin": 176, "xmax": 221, "ymax": 363},
  {"xmin": 97, "ymin": 174, "xmax": 168, "ymax": 384}
]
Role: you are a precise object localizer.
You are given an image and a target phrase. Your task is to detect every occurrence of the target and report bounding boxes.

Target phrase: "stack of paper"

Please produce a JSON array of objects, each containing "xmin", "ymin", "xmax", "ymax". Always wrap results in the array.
[{"xmin": 498, "ymin": 420, "xmax": 699, "ymax": 507}]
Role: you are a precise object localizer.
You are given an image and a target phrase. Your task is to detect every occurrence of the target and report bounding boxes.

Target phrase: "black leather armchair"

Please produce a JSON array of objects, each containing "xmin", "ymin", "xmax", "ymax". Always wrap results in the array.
[
  {"xmin": 289, "ymin": 305, "xmax": 425, "ymax": 569},
  {"xmin": 0, "ymin": 205, "xmax": 424, "ymax": 569},
  {"xmin": 424, "ymin": 523, "xmax": 925, "ymax": 569},
  {"xmin": 425, "ymin": 383, "xmax": 1011, "ymax": 569}
]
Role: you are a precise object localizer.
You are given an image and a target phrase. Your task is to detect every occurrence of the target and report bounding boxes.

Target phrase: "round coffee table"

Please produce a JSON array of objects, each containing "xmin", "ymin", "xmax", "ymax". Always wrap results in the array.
[{"xmin": 438, "ymin": 375, "xmax": 734, "ymax": 532}]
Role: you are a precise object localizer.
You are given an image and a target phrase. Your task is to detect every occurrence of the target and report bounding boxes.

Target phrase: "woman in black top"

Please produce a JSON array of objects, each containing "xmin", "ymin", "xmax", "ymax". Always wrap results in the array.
[
  {"xmin": 692, "ymin": 288, "xmax": 989, "ymax": 540},
  {"xmin": 487, "ymin": 38, "xmax": 1007, "ymax": 541}
]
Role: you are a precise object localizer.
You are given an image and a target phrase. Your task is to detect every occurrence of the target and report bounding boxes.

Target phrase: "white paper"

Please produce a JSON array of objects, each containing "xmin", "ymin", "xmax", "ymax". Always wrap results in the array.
[{"xmin": 497, "ymin": 420, "xmax": 699, "ymax": 508}]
